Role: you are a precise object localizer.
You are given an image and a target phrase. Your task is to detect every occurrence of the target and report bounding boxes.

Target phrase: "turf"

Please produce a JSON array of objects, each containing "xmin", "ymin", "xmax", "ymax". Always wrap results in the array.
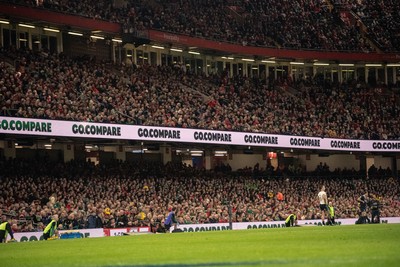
[{"xmin": 1, "ymin": 224, "xmax": 399, "ymax": 267}]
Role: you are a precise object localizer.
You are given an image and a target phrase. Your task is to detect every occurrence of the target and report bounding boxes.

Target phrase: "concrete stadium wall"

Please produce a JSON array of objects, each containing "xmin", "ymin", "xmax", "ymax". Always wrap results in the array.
[
  {"xmin": 298, "ymin": 154, "xmax": 360, "ymax": 172},
  {"xmin": 227, "ymin": 154, "xmax": 264, "ymax": 171},
  {"xmin": 374, "ymin": 155, "xmax": 394, "ymax": 170}
]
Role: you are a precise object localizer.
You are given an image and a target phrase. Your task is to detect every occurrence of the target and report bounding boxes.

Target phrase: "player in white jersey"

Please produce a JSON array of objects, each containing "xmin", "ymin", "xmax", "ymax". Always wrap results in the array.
[{"xmin": 318, "ymin": 185, "xmax": 328, "ymax": 225}]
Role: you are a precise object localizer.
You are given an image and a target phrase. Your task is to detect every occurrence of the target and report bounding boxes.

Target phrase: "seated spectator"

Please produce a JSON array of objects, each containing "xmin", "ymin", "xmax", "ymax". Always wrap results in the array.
[
  {"xmin": 5, "ymin": 0, "xmax": 380, "ymax": 51},
  {"xmin": 0, "ymin": 46, "xmax": 399, "ymax": 140},
  {"xmin": 0, "ymin": 158, "xmax": 399, "ymax": 232}
]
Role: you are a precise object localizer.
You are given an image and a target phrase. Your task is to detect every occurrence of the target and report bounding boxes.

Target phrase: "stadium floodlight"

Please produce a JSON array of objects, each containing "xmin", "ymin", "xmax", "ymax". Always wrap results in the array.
[
  {"xmin": 68, "ymin": 31, "xmax": 83, "ymax": 36},
  {"xmin": 170, "ymin": 48, "xmax": 183, "ymax": 52},
  {"xmin": 290, "ymin": 62, "xmax": 304, "ymax": 65},
  {"xmin": 90, "ymin": 35, "xmax": 104, "ymax": 40},
  {"xmin": 0, "ymin": 20, "xmax": 10, "ymax": 24},
  {"xmin": 339, "ymin": 63, "xmax": 354, "ymax": 67},
  {"xmin": 111, "ymin": 38, "xmax": 122, "ymax": 43},
  {"xmin": 365, "ymin": 64, "xmax": 382, "ymax": 67},
  {"xmin": 18, "ymin": 23, "xmax": 35, "ymax": 28},
  {"xmin": 242, "ymin": 58, "xmax": 255, "ymax": 62},
  {"xmin": 261, "ymin": 60, "xmax": 276, "ymax": 64},
  {"xmin": 151, "ymin": 45, "xmax": 164, "ymax": 49},
  {"xmin": 44, "ymin": 27, "xmax": 59, "ymax": 33},
  {"xmin": 387, "ymin": 63, "xmax": 400, "ymax": 67},
  {"xmin": 313, "ymin": 63, "xmax": 330, "ymax": 66},
  {"xmin": 188, "ymin": 51, "xmax": 200, "ymax": 55}
]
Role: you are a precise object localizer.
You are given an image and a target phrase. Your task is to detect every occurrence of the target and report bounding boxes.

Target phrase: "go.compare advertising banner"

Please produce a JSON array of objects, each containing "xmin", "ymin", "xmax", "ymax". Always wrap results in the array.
[
  {"xmin": 8, "ymin": 227, "xmax": 150, "ymax": 242},
  {"xmin": 9, "ymin": 228, "xmax": 104, "ymax": 242},
  {"xmin": 176, "ymin": 217, "xmax": 400, "ymax": 232},
  {"xmin": 7, "ymin": 218, "xmax": 399, "ymax": 241},
  {"xmin": 1, "ymin": 116, "xmax": 399, "ymax": 152}
]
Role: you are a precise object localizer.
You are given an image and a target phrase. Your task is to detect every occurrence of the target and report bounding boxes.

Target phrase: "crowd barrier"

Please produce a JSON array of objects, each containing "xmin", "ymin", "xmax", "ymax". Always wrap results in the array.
[
  {"xmin": 7, "ymin": 217, "xmax": 400, "ymax": 242},
  {"xmin": 176, "ymin": 217, "xmax": 400, "ymax": 232},
  {"xmin": 8, "ymin": 227, "xmax": 150, "ymax": 242}
]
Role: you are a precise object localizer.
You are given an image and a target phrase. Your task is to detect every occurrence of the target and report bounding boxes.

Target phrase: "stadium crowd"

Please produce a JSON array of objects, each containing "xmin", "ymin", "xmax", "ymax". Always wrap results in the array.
[
  {"xmin": 0, "ymin": 1, "xmax": 398, "ymax": 242},
  {"xmin": 333, "ymin": 0, "xmax": 400, "ymax": 51},
  {"xmin": 4, "ymin": 0, "xmax": 391, "ymax": 52},
  {"xmin": 0, "ymin": 158, "xmax": 399, "ymax": 233},
  {"xmin": 1, "ymin": 47, "xmax": 399, "ymax": 140}
]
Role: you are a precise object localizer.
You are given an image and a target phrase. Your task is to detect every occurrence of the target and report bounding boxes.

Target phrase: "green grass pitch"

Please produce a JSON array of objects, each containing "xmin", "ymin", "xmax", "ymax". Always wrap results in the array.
[{"xmin": 1, "ymin": 224, "xmax": 399, "ymax": 267}]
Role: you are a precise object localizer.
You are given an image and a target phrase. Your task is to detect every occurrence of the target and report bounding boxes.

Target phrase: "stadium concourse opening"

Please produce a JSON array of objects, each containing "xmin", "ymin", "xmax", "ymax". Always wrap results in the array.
[{"xmin": 1, "ymin": 130, "xmax": 399, "ymax": 176}]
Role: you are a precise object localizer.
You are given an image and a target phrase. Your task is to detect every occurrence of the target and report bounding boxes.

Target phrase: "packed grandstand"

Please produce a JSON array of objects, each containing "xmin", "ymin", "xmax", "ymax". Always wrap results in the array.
[
  {"xmin": 0, "ymin": 0, "xmax": 399, "ymax": 236},
  {"xmin": 5, "ymin": 0, "xmax": 400, "ymax": 52},
  {"xmin": 0, "ymin": 158, "xmax": 399, "ymax": 233},
  {"xmin": 1, "ymin": 47, "xmax": 399, "ymax": 140}
]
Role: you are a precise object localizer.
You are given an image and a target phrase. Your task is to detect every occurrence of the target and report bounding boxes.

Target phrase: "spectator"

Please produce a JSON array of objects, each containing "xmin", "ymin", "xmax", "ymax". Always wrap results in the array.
[
  {"xmin": 0, "ymin": 158, "xmax": 398, "ymax": 232},
  {"xmin": 6, "ymin": 0, "xmax": 380, "ymax": 51}
]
